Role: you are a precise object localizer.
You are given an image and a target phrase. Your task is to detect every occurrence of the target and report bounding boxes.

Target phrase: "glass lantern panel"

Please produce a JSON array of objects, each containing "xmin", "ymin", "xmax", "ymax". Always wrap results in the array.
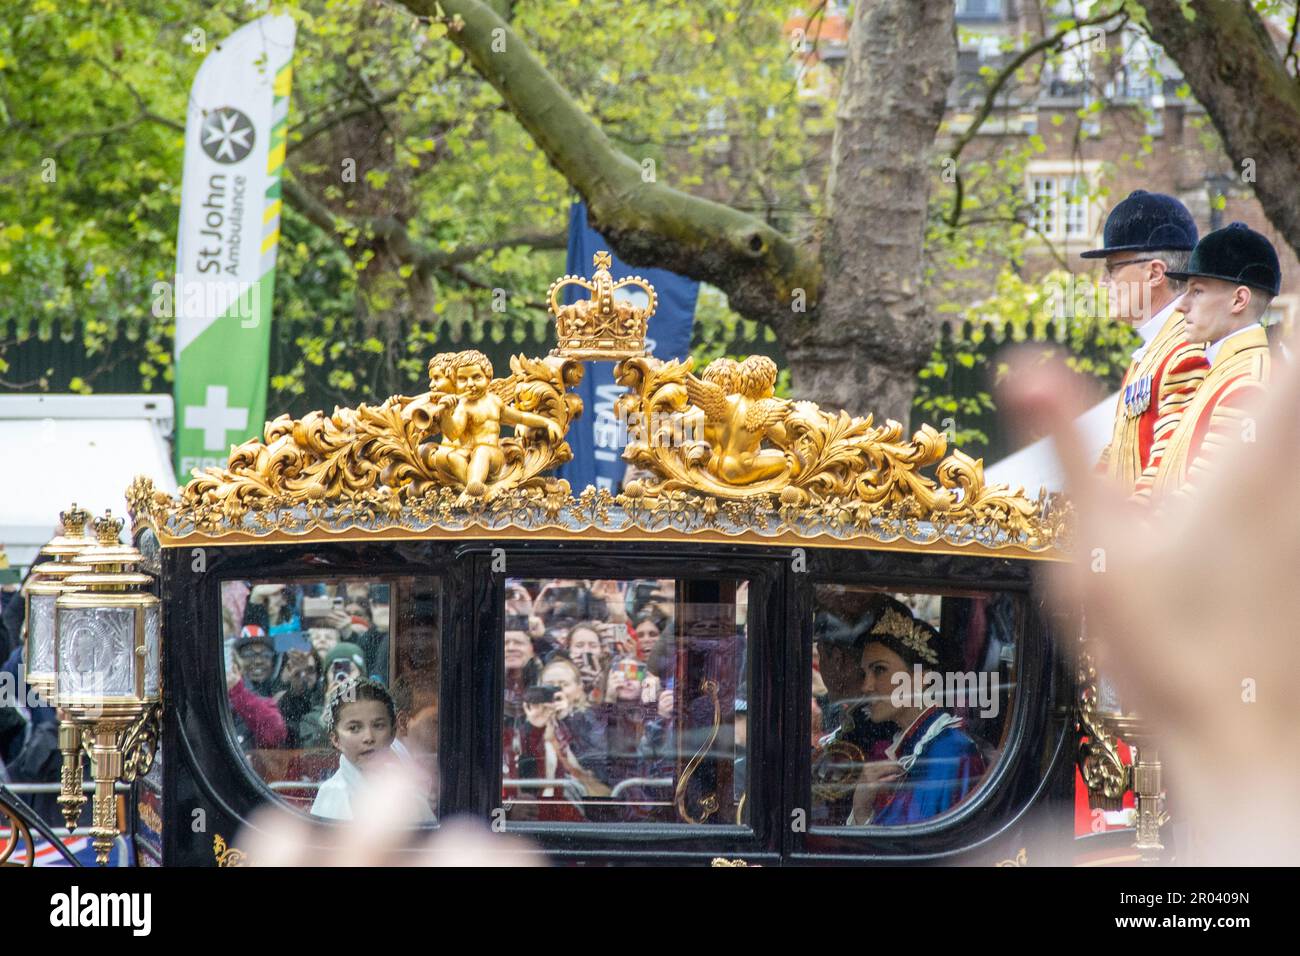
[
  {"xmin": 29, "ymin": 592, "xmax": 57, "ymax": 674},
  {"xmin": 58, "ymin": 606, "xmax": 136, "ymax": 698},
  {"xmin": 144, "ymin": 604, "xmax": 161, "ymax": 697}
]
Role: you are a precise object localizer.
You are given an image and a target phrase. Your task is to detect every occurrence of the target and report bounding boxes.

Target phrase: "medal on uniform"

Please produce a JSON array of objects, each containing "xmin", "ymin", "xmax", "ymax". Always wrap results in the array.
[{"xmin": 1124, "ymin": 373, "xmax": 1151, "ymax": 418}]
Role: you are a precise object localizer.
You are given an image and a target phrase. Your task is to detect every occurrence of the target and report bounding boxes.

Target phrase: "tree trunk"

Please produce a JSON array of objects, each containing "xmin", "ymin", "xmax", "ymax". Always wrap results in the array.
[
  {"xmin": 402, "ymin": 0, "xmax": 955, "ymax": 424},
  {"xmin": 789, "ymin": 0, "xmax": 956, "ymax": 424},
  {"xmin": 1139, "ymin": 0, "xmax": 1300, "ymax": 261}
]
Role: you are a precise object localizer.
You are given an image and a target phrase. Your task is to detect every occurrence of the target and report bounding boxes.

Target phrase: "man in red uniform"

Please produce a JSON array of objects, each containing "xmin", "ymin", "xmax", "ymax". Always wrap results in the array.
[
  {"xmin": 1139, "ymin": 222, "xmax": 1279, "ymax": 503},
  {"xmin": 1075, "ymin": 191, "xmax": 1209, "ymax": 838},
  {"xmin": 1085, "ymin": 190, "xmax": 1209, "ymax": 492}
]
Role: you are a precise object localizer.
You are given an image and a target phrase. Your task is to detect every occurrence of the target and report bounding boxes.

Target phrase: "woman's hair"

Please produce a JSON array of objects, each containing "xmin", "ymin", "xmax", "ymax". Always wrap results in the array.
[
  {"xmin": 276, "ymin": 647, "xmax": 322, "ymax": 686},
  {"xmin": 864, "ymin": 600, "xmax": 946, "ymax": 673},
  {"xmin": 565, "ymin": 621, "xmax": 603, "ymax": 650},
  {"xmin": 324, "ymin": 677, "xmax": 396, "ymax": 735},
  {"xmin": 647, "ymin": 632, "xmax": 677, "ymax": 680},
  {"xmin": 633, "ymin": 608, "xmax": 663, "ymax": 630}
]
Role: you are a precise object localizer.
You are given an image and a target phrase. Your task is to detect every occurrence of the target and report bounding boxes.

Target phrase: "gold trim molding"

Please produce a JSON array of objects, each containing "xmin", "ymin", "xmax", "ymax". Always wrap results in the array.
[{"xmin": 130, "ymin": 478, "xmax": 1068, "ymax": 557}]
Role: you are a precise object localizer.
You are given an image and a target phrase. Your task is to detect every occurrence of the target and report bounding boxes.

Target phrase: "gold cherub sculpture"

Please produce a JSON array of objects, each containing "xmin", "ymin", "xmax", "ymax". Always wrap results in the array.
[
  {"xmin": 429, "ymin": 350, "xmax": 566, "ymax": 499},
  {"xmin": 179, "ymin": 349, "xmax": 582, "ymax": 508},
  {"xmin": 684, "ymin": 355, "xmax": 795, "ymax": 484},
  {"xmin": 616, "ymin": 350, "xmax": 974, "ymax": 506}
]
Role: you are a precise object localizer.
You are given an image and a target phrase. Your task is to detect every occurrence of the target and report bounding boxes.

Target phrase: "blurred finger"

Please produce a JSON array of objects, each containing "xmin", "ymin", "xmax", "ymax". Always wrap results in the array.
[
  {"xmin": 239, "ymin": 804, "xmax": 318, "ymax": 867},
  {"xmin": 418, "ymin": 816, "xmax": 543, "ymax": 867},
  {"xmin": 325, "ymin": 762, "xmax": 432, "ymax": 866}
]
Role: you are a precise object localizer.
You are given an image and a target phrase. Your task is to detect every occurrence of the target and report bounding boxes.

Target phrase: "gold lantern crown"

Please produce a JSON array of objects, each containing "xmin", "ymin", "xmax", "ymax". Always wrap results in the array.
[
  {"xmin": 39, "ymin": 502, "xmax": 94, "ymax": 560},
  {"xmin": 548, "ymin": 251, "xmax": 658, "ymax": 360},
  {"xmin": 93, "ymin": 512, "xmax": 123, "ymax": 546},
  {"xmin": 69, "ymin": 511, "xmax": 147, "ymax": 581},
  {"xmin": 60, "ymin": 503, "xmax": 91, "ymax": 537}
]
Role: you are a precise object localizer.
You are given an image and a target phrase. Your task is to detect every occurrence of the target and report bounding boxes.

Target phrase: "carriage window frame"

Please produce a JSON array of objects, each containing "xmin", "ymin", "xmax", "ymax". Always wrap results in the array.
[
  {"xmin": 212, "ymin": 571, "xmax": 443, "ymax": 824},
  {"xmin": 792, "ymin": 561, "xmax": 1061, "ymax": 859},
  {"xmin": 477, "ymin": 550, "xmax": 782, "ymax": 859}
]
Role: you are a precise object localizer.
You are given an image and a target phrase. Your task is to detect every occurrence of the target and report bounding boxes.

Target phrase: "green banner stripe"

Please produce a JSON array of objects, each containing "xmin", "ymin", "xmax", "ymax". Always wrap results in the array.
[{"xmin": 173, "ymin": 269, "xmax": 277, "ymax": 483}]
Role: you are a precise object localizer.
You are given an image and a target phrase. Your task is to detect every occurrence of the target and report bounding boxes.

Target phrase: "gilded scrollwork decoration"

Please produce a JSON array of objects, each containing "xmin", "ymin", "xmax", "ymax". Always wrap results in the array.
[
  {"xmin": 213, "ymin": 833, "xmax": 248, "ymax": 867},
  {"xmin": 0, "ymin": 797, "xmax": 35, "ymax": 867},
  {"xmin": 127, "ymin": 252, "xmax": 1069, "ymax": 558},
  {"xmin": 179, "ymin": 349, "xmax": 583, "ymax": 508},
  {"xmin": 675, "ymin": 678, "xmax": 722, "ymax": 825},
  {"xmin": 119, "ymin": 704, "xmax": 161, "ymax": 784},
  {"xmin": 1076, "ymin": 633, "xmax": 1127, "ymax": 806}
]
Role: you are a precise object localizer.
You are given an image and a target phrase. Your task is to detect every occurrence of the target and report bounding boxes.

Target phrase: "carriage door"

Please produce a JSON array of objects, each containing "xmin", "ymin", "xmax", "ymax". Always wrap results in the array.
[{"xmin": 472, "ymin": 549, "xmax": 783, "ymax": 863}]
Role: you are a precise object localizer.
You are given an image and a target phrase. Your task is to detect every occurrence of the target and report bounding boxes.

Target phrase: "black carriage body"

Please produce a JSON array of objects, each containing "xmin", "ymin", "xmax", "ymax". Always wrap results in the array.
[{"xmin": 145, "ymin": 534, "xmax": 1075, "ymax": 867}]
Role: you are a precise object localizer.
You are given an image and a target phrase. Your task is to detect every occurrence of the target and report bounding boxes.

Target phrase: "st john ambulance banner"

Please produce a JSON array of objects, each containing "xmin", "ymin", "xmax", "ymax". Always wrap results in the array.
[
  {"xmin": 173, "ymin": 14, "xmax": 296, "ymax": 482},
  {"xmin": 559, "ymin": 201, "xmax": 700, "ymax": 492}
]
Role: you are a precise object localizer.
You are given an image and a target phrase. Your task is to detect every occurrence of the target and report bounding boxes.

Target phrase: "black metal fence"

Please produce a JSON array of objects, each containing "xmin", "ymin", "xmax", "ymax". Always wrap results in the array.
[{"xmin": 1, "ymin": 315, "xmax": 1133, "ymax": 464}]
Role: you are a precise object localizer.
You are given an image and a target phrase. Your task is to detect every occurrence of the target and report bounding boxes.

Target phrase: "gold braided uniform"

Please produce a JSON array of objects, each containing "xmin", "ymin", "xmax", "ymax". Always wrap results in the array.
[
  {"xmin": 1098, "ymin": 310, "xmax": 1208, "ymax": 494},
  {"xmin": 1137, "ymin": 325, "xmax": 1270, "ymax": 502}
]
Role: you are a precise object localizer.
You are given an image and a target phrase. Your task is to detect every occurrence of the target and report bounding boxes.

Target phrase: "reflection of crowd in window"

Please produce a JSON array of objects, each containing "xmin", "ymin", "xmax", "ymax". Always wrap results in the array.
[
  {"xmin": 501, "ymin": 578, "xmax": 686, "ymax": 823},
  {"xmin": 812, "ymin": 589, "xmax": 1007, "ymax": 827},
  {"xmin": 220, "ymin": 580, "xmax": 437, "ymax": 822}
]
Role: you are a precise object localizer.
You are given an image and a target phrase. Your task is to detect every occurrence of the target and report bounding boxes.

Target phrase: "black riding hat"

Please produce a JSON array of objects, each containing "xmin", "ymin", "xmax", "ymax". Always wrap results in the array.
[
  {"xmin": 1166, "ymin": 221, "xmax": 1281, "ymax": 297},
  {"xmin": 1080, "ymin": 189, "xmax": 1198, "ymax": 259}
]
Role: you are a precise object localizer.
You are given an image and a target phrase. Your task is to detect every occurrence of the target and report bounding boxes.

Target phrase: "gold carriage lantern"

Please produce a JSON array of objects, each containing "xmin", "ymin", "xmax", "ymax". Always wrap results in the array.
[
  {"xmin": 22, "ymin": 503, "xmax": 94, "ymax": 703},
  {"xmin": 55, "ymin": 511, "xmax": 161, "ymax": 865},
  {"xmin": 548, "ymin": 251, "xmax": 657, "ymax": 360}
]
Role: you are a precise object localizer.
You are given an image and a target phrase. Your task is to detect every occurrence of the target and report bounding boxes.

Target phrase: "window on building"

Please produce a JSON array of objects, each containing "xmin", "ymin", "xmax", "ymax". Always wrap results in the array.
[
  {"xmin": 1030, "ymin": 177, "xmax": 1057, "ymax": 235},
  {"xmin": 956, "ymin": 0, "xmax": 1004, "ymax": 19},
  {"xmin": 1062, "ymin": 177, "xmax": 1087, "ymax": 238},
  {"xmin": 1028, "ymin": 169, "xmax": 1096, "ymax": 242}
]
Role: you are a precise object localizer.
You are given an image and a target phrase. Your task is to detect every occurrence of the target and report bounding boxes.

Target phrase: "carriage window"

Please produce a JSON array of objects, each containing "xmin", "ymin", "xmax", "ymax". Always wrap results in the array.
[
  {"xmin": 219, "ymin": 576, "xmax": 440, "ymax": 823},
  {"xmin": 501, "ymin": 578, "xmax": 748, "ymax": 825},
  {"xmin": 810, "ymin": 583, "xmax": 1016, "ymax": 828}
]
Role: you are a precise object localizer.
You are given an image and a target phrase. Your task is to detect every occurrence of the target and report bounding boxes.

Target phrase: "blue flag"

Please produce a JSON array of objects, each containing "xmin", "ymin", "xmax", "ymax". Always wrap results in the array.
[{"xmin": 559, "ymin": 201, "xmax": 699, "ymax": 493}]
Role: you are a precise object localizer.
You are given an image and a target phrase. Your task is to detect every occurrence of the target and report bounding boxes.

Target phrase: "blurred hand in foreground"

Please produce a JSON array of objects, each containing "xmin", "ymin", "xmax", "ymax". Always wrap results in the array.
[
  {"xmin": 999, "ymin": 343, "xmax": 1300, "ymax": 865},
  {"xmin": 237, "ymin": 763, "xmax": 542, "ymax": 867}
]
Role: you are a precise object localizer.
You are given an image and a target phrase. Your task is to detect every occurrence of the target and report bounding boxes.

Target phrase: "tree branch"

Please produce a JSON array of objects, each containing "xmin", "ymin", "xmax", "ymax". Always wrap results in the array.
[
  {"xmin": 282, "ymin": 177, "xmax": 564, "ymax": 275},
  {"xmin": 443, "ymin": 263, "xmax": 550, "ymax": 311},
  {"xmin": 397, "ymin": 0, "xmax": 817, "ymax": 331},
  {"xmin": 288, "ymin": 85, "xmax": 407, "ymax": 153},
  {"xmin": 1138, "ymin": 0, "xmax": 1300, "ymax": 260},
  {"xmin": 1286, "ymin": 3, "xmax": 1299, "ymax": 75},
  {"xmin": 945, "ymin": 7, "xmax": 1127, "ymax": 227}
]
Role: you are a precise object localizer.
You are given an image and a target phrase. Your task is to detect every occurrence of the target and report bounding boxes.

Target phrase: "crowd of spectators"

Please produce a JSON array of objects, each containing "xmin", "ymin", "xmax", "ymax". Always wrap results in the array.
[
  {"xmin": 220, "ymin": 580, "xmax": 396, "ymax": 755},
  {"xmin": 501, "ymin": 577, "xmax": 711, "ymax": 823}
]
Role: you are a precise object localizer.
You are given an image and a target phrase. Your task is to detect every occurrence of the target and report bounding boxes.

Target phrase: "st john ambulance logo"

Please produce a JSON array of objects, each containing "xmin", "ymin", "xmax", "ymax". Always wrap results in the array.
[{"xmin": 200, "ymin": 106, "xmax": 255, "ymax": 164}]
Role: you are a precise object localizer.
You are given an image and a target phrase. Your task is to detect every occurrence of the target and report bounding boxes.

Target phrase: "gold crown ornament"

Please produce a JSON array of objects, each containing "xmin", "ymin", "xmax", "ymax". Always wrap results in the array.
[{"xmin": 548, "ymin": 251, "xmax": 657, "ymax": 360}]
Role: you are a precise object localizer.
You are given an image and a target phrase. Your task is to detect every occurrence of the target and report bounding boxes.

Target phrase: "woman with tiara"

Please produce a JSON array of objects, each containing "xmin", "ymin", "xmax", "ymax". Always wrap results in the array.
[{"xmin": 847, "ymin": 601, "xmax": 987, "ymax": 826}]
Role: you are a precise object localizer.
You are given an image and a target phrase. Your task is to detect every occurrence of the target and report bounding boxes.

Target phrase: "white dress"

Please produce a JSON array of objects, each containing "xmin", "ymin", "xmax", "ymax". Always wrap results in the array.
[{"xmin": 310, "ymin": 746, "xmax": 437, "ymax": 823}]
